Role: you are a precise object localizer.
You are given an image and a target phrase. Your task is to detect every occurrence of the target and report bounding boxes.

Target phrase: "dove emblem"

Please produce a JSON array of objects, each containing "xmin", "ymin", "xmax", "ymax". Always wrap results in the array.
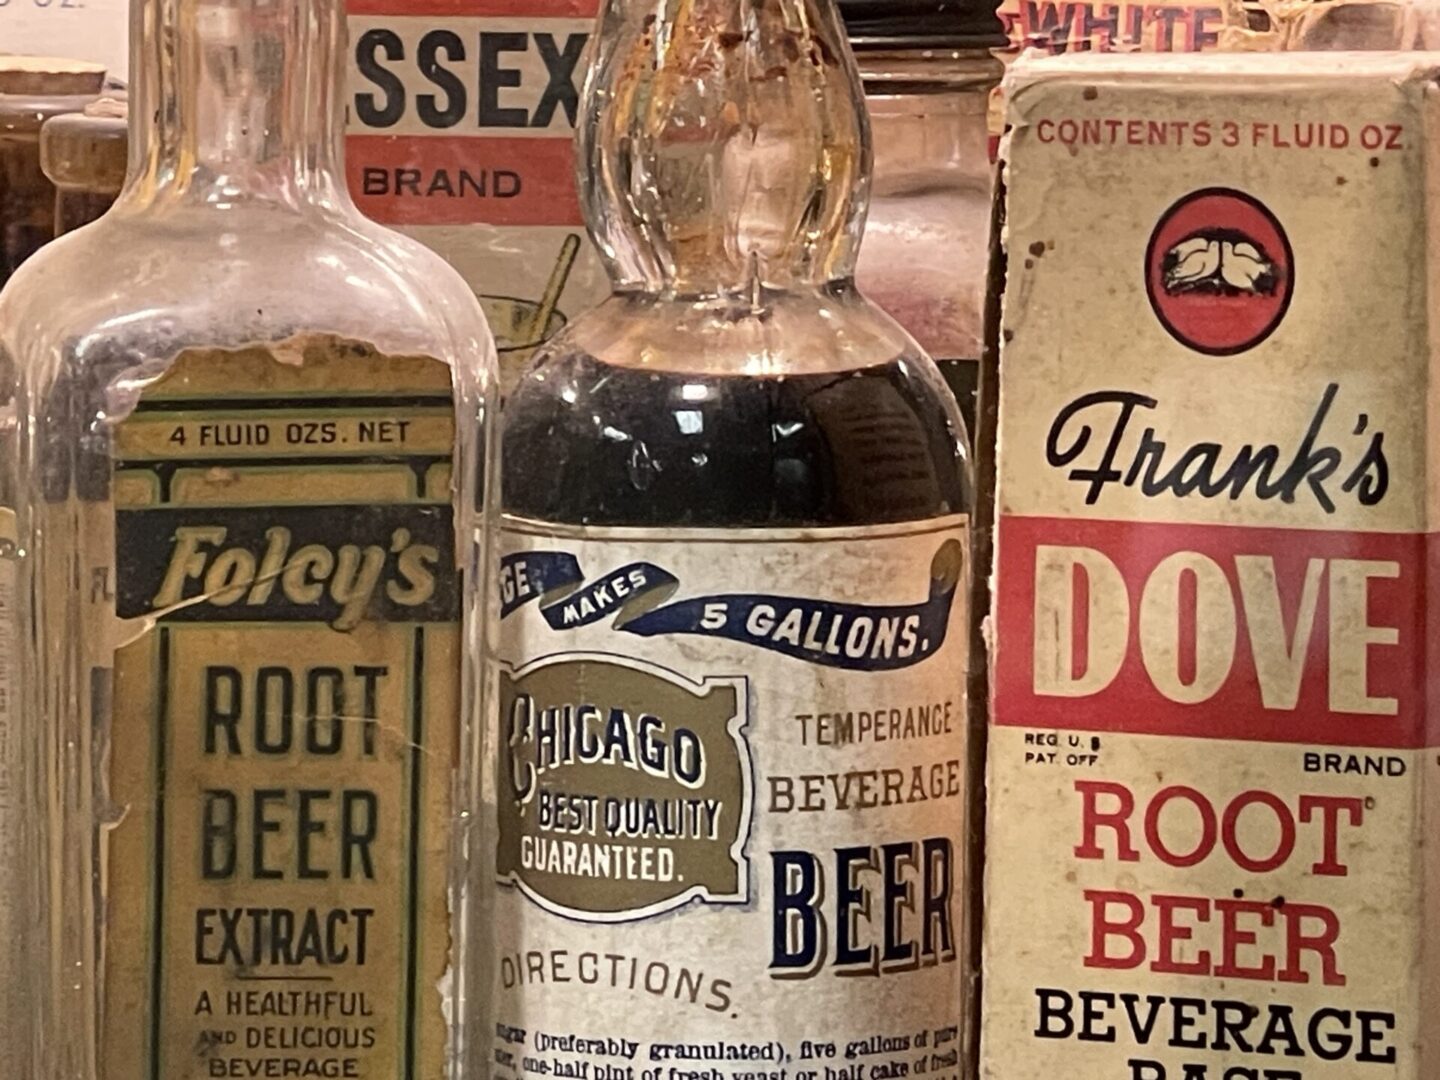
[
  {"xmin": 1146, "ymin": 188, "xmax": 1293, "ymax": 355},
  {"xmin": 1161, "ymin": 228, "xmax": 1279, "ymax": 296}
]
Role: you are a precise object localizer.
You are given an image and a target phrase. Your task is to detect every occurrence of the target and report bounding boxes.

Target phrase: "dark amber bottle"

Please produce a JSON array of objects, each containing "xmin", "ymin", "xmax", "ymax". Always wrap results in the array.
[{"xmin": 0, "ymin": 57, "xmax": 104, "ymax": 282}]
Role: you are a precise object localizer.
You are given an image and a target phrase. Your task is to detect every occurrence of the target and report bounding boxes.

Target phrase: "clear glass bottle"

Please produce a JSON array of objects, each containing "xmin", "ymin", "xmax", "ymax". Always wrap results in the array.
[
  {"xmin": 41, "ymin": 98, "xmax": 129, "ymax": 236},
  {"xmin": 841, "ymin": 0, "xmax": 1005, "ymax": 434},
  {"xmin": 0, "ymin": 57, "xmax": 106, "ymax": 285},
  {"xmin": 0, "ymin": 0, "xmax": 497, "ymax": 1077},
  {"xmin": 498, "ymin": 0, "xmax": 974, "ymax": 1066}
]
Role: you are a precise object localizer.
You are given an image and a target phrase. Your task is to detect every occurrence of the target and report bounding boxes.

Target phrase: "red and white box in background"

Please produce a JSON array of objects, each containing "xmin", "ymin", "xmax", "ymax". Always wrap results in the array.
[
  {"xmin": 998, "ymin": 0, "xmax": 1226, "ymax": 53},
  {"xmin": 344, "ymin": 0, "xmax": 609, "ymax": 388},
  {"xmin": 983, "ymin": 52, "xmax": 1440, "ymax": 1080},
  {"xmin": 995, "ymin": 0, "xmax": 1436, "ymax": 53}
]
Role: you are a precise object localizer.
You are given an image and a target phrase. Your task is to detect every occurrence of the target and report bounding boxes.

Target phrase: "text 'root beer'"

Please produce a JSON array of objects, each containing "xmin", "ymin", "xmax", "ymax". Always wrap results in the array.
[{"xmin": 983, "ymin": 52, "xmax": 1440, "ymax": 1080}]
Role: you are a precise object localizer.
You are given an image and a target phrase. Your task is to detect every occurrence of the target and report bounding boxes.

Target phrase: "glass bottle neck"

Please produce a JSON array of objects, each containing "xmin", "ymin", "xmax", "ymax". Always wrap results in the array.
[
  {"xmin": 122, "ymin": 0, "xmax": 348, "ymax": 210},
  {"xmin": 582, "ymin": 0, "xmax": 871, "ymax": 298}
]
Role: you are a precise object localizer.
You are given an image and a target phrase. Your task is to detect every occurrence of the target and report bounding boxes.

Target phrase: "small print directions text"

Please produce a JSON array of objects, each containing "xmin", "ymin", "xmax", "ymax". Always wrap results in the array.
[{"xmin": 492, "ymin": 1023, "xmax": 962, "ymax": 1080}]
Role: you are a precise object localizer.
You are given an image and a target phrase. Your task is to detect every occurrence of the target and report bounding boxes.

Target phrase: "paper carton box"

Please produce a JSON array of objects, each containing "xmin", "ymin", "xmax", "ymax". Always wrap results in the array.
[
  {"xmin": 985, "ymin": 51, "xmax": 1440, "ymax": 1080},
  {"xmin": 345, "ymin": 0, "xmax": 610, "ymax": 391}
]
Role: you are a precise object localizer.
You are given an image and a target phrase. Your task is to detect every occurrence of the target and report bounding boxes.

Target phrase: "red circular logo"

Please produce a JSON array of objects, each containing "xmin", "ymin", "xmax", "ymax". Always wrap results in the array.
[{"xmin": 1145, "ymin": 188, "xmax": 1294, "ymax": 356}]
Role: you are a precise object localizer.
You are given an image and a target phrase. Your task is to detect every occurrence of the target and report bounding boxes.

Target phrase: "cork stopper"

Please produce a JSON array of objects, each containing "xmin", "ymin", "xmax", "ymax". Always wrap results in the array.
[
  {"xmin": 42, "ymin": 97, "xmax": 129, "ymax": 192},
  {"xmin": 0, "ymin": 55, "xmax": 107, "ymax": 97},
  {"xmin": 0, "ymin": 55, "xmax": 106, "ymax": 137}
]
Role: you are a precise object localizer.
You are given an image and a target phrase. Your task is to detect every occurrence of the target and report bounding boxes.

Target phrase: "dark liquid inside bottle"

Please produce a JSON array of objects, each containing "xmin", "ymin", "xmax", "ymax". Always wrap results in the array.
[
  {"xmin": 504, "ymin": 349, "xmax": 970, "ymax": 527},
  {"xmin": 936, "ymin": 357, "xmax": 979, "ymax": 439}
]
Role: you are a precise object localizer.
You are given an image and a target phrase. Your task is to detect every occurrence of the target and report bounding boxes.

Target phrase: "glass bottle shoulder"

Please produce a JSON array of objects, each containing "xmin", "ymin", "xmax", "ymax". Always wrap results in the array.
[
  {"xmin": 0, "ymin": 201, "xmax": 495, "ymax": 410},
  {"xmin": 503, "ymin": 286, "xmax": 972, "ymax": 529}
]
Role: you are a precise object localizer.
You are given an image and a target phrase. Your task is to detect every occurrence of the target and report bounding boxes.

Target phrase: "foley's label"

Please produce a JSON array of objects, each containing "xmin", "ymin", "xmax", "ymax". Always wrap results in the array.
[
  {"xmin": 985, "ymin": 55, "xmax": 1440, "ymax": 1080},
  {"xmin": 345, "ymin": 0, "xmax": 608, "ymax": 389},
  {"xmin": 494, "ymin": 517, "xmax": 969, "ymax": 1075},
  {"xmin": 102, "ymin": 343, "xmax": 459, "ymax": 1080}
]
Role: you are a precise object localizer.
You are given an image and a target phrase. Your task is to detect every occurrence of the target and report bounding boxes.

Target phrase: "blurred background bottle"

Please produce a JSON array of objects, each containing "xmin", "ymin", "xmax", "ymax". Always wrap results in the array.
[
  {"xmin": 842, "ymin": 0, "xmax": 1005, "ymax": 434},
  {"xmin": 41, "ymin": 96, "xmax": 128, "ymax": 236},
  {"xmin": 0, "ymin": 56, "xmax": 105, "ymax": 285}
]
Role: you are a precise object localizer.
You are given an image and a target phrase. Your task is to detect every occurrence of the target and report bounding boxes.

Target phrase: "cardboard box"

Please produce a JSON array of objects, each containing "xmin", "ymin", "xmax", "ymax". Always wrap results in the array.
[
  {"xmin": 996, "ymin": 0, "xmax": 1431, "ymax": 54},
  {"xmin": 344, "ymin": 0, "xmax": 609, "ymax": 392},
  {"xmin": 985, "ymin": 51, "xmax": 1440, "ymax": 1080}
]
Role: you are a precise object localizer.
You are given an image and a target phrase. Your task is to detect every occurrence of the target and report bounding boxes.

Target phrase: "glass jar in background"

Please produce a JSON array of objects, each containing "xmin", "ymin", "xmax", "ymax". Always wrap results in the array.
[
  {"xmin": 840, "ymin": 0, "xmax": 1006, "ymax": 434},
  {"xmin": 0, "ymin": 57, "xmax": 105, "ymax": 284},
  {"xmin": 41, "ymin": 97, "xmax": 128, "ymax": 236}
]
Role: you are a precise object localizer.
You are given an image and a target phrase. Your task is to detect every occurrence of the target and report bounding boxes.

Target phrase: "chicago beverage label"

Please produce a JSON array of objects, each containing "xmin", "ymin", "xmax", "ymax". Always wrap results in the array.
[{"xmin": 494, "ymin": 519, "xmax": 969, "ymax": 1077}]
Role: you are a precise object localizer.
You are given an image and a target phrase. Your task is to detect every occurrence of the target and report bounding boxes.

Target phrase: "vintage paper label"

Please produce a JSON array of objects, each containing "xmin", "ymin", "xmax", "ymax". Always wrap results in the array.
[
  {"xmin": 985, "ymin": 53, "xmax": 1440, "ymax": 1080},
  {"xmin": 345, "ymin": 0, "xmax": 609, "ymax": 392},
  {"xmin": 102, "ymin": 342, "xmax": 459, "ymax": 1080},
  {"xmin": 497, "ymin": 656, "xmax": 750, "ymax": 920},
  {"xmin": 494, "ymin": 517, "xmax": 970, "ymax": 1077}
]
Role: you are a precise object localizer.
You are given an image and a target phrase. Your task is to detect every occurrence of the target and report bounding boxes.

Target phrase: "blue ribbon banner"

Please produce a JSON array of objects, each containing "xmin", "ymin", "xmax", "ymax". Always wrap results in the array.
[{"xmin": 500, "ymin": 541, "xmax": 962, "ymax": 672}]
